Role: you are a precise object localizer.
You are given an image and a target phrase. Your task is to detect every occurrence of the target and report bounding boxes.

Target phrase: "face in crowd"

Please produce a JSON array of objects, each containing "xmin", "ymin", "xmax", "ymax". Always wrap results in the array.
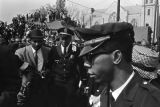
[
  {"xmin": 85, "ymin": 39, "xmax": 133, "ymax": 85},
  {"xmin": 30, "ymin": 39, "xmax": 44, "ymax": 50},
  {"xmin": 86, "ymin": 53, "xmax": 116, "ymax": 84},
  {"xmin": 61, "ymin": 35, "xmax": 71, "ymax": 47}
]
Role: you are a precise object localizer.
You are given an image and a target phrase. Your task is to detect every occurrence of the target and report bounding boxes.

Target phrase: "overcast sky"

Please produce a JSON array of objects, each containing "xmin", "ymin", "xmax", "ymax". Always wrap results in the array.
[{"xmin": 0, "ymin": 0, "xmax": 141, "ymax": 23}]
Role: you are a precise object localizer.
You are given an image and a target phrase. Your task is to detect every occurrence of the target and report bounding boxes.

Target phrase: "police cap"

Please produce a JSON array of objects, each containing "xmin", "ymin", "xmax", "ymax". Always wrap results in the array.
[
  {"xmin": 58, "ymin": 27, "xmax": 74, "ymax": 39},
  {"xmin": 78, "ymin": 22, "xmax": 135, "ymax": 57}
]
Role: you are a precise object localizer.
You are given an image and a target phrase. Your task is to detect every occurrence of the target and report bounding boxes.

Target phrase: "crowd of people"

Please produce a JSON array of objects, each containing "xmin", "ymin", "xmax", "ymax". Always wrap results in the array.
[{"xmin": 1, "ymin": 16, "xmax": 160, "ymax": 107}]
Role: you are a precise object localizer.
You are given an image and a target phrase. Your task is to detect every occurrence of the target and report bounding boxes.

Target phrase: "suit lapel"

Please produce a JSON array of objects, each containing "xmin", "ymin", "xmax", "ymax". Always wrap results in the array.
[
  {"xmin": 65, "ymin": 44, "xmax": 72, "ymax": 57},
  {"xmin": 27, "ymin": 45, "xmax": 36, "ymax": 66},
  {"xmin": 41, "ymin": 46, "xmax": 48, "ymax": 64},
  {"xmin": 56, "ymin": 45, "xmax": 63, "ymax": 57}
]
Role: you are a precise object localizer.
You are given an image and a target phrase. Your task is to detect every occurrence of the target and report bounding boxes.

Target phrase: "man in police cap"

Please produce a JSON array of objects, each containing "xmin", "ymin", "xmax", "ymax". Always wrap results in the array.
[
  {"xmin": 47, "ymin": 27, "xmax": 84, "ymax": 107},
  {"xmin": 78, "ymin": 22, "xmax": 160, "ymax": 107}
]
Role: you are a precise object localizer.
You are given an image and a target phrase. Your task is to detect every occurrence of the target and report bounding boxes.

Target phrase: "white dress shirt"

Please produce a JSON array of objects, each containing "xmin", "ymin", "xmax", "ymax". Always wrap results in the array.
[
  {"xmin": 31, "ymin": 47, "xmax": 44, "ymax": 71},
  {"xmin": 111, "ymin": 71, "xmax": 135, "ymax": 101},
  {"xmin": 61, "ymin": 44, "xmax": 70, "ymax": 54}
]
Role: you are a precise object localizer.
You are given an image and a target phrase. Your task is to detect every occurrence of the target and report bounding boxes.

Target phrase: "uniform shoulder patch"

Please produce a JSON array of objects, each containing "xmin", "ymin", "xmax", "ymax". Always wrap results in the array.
[{"xmin": 140, "ymin": 81, "xmax": 160, "ymax": 93}]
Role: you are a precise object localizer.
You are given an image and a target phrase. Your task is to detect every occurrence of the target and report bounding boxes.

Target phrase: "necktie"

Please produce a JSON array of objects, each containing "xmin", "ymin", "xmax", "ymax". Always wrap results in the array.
[
  {"xmin": 64, "ymin": 46, "xmax": 66, "ymax": 55},
  {"xmin": 35, "ymin": 51, "xmax": 38, "ymax": 70},
  {"xmin": 109, "ymin": 92, "xmax": 115, "ymax": 107},
  {"xmin": 100, "ymin": 89, "xmax": 115, "ymax": 107}
]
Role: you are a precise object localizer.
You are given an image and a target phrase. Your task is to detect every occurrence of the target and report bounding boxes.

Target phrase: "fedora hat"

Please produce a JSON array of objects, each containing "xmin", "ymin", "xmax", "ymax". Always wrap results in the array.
[{"xmin": 28, "ymin": 29, "xmax": 44, "ymax": 40}]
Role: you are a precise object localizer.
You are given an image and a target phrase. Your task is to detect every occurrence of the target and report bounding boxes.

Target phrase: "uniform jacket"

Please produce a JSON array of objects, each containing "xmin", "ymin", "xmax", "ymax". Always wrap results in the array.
[
  {"xmin": 48, "ymin": 44, "xmax": 82, "ymax": 82},
  {"xmin": 100, "ymin": 72, "xmax": 160, "ymax": 107},
  {"xmin": 47, "ymin": 44, "xmax": 86, "ymax": 107}
]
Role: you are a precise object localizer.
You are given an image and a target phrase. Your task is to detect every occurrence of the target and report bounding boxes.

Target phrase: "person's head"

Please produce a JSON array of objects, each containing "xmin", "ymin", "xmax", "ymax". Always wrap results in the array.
[
  {"xmin": 60, "ymin": 34, "xmax": 72, "ymax": 47},
  {"xmin": 146, "ymin": 23, "xmax": 149, "ymax": 27},
  {"xmin": 132, "ymin": 45, "xmax": 159, "ymax": 80},
  {"xmin": 29, "ymin": 29, "xmax": 44, "ymax": 50},
  {"xmin": 58, "ymin": 27, "xmax": 74, "ymax": 47},
  {"xmin": 79, "ymin": 22, "xmax": 135, "ymax": 84}
]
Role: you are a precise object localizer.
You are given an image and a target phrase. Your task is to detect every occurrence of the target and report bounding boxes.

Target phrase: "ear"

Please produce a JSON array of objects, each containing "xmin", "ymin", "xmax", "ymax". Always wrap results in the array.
[{"xmin": 111, "ymin": 50, "xmax": 122, "ymax": 64}]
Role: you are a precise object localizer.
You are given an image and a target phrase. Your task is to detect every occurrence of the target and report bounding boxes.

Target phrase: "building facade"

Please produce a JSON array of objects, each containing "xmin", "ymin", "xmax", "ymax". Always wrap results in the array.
[{"xmin": 90, "ymin": 0, "xmax": 158, "ymax": 30}]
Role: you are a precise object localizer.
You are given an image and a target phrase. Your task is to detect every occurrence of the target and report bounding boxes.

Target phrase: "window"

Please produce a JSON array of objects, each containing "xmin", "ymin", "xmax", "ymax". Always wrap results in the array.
[
  {"xmin": 150, "ymin": 0, "xmax": 153, "ymax": 3},
  {"xmin": 147, "ymin": 9, "xmax": 151, "ymax": 15},
  {"xmin": 146, "ymin": 0, "xmax": 148, "ymax": 4}
]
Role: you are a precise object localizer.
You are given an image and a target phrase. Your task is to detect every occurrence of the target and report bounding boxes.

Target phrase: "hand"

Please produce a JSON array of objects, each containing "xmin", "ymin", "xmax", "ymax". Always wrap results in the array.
[
  {"xmin": 25, "ymin": 65, "xmax": 35, "ymax": 72},
  {"xmin": 41, "ymin": 69, "xmax": 50, "ymax": 78},
  {"xmin": 17, "ymin": 91, "xmax": 26, "ymax": 106},
  {"xmin": 17, "ymin": 82, "xmax": 31, "ymax": 106}
]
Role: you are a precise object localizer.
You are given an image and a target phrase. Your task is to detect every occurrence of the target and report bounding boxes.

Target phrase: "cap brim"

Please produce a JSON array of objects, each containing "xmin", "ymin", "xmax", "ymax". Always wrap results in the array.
[{"xmin": 79, "ymin": 36, "xmax": 110, "ymax": 57}]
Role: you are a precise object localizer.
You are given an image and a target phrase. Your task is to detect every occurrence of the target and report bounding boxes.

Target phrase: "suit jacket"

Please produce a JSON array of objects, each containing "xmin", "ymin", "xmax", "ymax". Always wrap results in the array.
[
  {"xmin": 15, "ymin": 45, "xmax": 50, "ymax": 69},
  {"xmin": 100, "ymin": 72, "xmax": 160, "ymax": 107},
  {"xmin": 15, "ymin": 45, "xmax": 51, "ymax": 107},
  {"xmin": 15, "ymin": 45, "xmax": 51, "ymax": 86}
]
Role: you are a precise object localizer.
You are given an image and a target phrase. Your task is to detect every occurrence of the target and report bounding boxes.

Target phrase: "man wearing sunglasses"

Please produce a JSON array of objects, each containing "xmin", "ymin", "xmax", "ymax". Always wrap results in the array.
[{"xmin": 78, "ymin": 22, "xmax": 160, "ymax": 107}]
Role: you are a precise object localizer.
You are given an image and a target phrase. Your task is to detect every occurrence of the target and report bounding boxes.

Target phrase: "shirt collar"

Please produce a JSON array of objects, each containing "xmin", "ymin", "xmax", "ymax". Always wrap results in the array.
[
  {"xmin": 31, "ymin": 46, "xmax": 41, "ymax": 54},
  {"xmin": 111, "ymin": 71, "xmax": 135, "ymax": 101},
  {"xmin": 61, "ymin": 43, "xmax": 71, "ymax": 50}
]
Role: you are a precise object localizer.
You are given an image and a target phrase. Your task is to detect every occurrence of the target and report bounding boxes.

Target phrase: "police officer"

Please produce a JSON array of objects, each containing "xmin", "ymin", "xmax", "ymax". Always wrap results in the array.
[
  {"xmin": 78, "ymin": 22, "xmax": 160, "ymax": 107},
  {"xmin": 48, "ymin": 27, "xmax": 83, "ymax": 107}
]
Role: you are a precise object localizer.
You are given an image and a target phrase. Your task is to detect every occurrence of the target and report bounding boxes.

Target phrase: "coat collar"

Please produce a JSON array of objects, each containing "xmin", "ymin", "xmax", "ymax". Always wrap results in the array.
[
  {"xmin": 56, "ymin": 44, "xmax": 72, "ymax": 57},
  {"xmin": 56, "ymin": 45, "xmax": 63, "ymax": 57},
  {"xmin": 27, "ymin": 45, "xmax": 36, "ymax": 66},
  {"xmin": 114, "ymin": 72, "xmax": 143, "ymax": 107},
  {"xmin": 100, "ymin": 72, "xmax": 143, "ymax": 107}
]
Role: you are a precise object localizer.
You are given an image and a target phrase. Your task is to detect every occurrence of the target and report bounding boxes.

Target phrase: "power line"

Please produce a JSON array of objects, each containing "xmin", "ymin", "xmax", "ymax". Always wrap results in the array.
[
  {"xmin": 67, "ymin": 0, "xmax": 90, "ymax": 9},
  {"xmin": 66, "ymin": 0, "xmax": 106, "ymax": 14}
]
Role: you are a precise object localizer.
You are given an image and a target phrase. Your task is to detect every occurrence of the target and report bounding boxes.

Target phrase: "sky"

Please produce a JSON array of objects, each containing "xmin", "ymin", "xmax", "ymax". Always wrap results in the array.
[{"xmin": 0, "ymin": 0, "xmax": 141, "ymax": 23}]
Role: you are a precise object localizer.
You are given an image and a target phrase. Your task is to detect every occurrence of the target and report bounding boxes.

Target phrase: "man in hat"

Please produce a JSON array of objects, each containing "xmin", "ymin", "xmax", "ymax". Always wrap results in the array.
[
  {"xmin": 78, "ymin": 22, "xmax": 160, "ymax": 107},
  {"xmin": 47, "ymin": 27, "xmax": 84, "ymax": 107},
  {"xmin": 132, "ymin": 45, "xmax": 160, "ymax": 89},
  {"xmin": 15, "ymin": 29, "xmax": 51, "ymax": 107}
]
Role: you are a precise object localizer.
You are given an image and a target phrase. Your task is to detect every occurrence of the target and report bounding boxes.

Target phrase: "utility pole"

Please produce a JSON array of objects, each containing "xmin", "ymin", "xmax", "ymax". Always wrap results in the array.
[
  {"xmin": 153, "ymin": 0, "xmax": 158, "ymax": 44},
  {"xmin": 144, "ymin": 0, "xmax": 146, "ymax": 26},
  {"xmin": 117, "ymin": 0, "xmax": 120, "ymax": 22}
]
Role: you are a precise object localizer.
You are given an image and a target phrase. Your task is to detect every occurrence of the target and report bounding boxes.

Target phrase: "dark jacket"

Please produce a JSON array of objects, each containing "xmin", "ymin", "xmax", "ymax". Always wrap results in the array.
[
  {"xmin": 47, "ymin": 44, "xmax": 85, "ymax": 107},
  {"xmin": 48, "ymin": 44, "xmax": 82, "ymax": 83},
  {"xmin": 0, "ymin": 45, "xmax": 23, "ymax": 107},
  {"xmin": 100, "ymin": 72, "xmax": 160, "ymax": 107}
]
